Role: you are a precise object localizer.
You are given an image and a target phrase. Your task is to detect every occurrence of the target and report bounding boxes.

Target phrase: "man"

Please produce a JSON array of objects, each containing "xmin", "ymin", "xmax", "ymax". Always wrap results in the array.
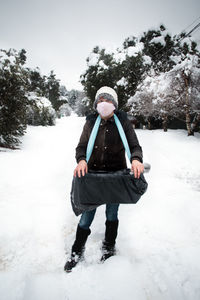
[{"xmin": 64, "ymin": 86, "xmax": 144, "ymax": 272}]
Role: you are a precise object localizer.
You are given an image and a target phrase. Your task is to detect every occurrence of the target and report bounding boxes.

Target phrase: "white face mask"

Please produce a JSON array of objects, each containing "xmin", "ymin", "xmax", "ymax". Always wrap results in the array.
[{"xmin": 97, "ymin": 102, "xmax": 115, "ymax": 117}]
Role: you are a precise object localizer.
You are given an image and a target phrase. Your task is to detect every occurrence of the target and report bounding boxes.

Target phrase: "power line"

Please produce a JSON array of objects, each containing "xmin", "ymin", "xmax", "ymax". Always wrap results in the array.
[
  {"xmin": 151, "ymin": 19, "xmax": 200, "ymax": 61},
  {"xmin": 179, "ymin": 16, "xmax": 200, "ymax": 35},
  {"xmin": 181, "ymin": 22, "xmax": 200, "ymax": 40}
]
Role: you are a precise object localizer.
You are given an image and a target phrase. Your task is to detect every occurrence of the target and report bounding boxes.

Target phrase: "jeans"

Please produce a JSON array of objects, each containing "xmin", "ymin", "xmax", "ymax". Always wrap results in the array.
[{"xmin": 79, "ymin": 204, "xmax": 120, "ymax": 230}]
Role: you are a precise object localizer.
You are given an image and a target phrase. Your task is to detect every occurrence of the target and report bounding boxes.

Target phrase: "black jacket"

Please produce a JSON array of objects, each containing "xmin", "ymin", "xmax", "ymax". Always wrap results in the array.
[{"xmin": 76, "ymin": 111, "xmax": 143, "ymax": 171}]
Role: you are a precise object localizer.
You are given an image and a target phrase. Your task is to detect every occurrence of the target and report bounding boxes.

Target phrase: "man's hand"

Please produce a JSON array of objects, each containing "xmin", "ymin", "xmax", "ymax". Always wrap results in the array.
[
  {"xmin": 74, "ymin": 160, "xmax": 88, "ymax": 178},
  {"xmin": 131, "ymin": 160, "xmax": 144, "ymax": 179}
]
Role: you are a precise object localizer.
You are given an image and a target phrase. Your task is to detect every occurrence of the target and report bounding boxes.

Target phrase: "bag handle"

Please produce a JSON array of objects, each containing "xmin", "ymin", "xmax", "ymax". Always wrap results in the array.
[{"xmin": 86, "ymin": 114, "xmax": 131, "ymax": 163}]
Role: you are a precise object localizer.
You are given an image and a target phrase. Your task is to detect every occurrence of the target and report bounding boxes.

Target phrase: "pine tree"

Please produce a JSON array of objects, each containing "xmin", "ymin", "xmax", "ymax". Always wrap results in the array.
[
  {"xmin": 46, "ymin": 71, "xmax": 60, "ymax": 110},
  {"xmin": 28, "ymin": 68, "xmax": 47, "ymax": 96},
  {"xmin": 0, "ymin": 49, "xmax": 28, "ymax": 148}
]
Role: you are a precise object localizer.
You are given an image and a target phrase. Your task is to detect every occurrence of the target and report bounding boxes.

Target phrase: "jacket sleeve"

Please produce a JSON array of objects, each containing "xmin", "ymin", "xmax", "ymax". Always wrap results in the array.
[
  {"xmin": 124, "ymin": 119, "xmax": 143, "ymax": 163},
  {"xmin": 75, "ymin": 121, "xmax": 90, "ymax": 163}
]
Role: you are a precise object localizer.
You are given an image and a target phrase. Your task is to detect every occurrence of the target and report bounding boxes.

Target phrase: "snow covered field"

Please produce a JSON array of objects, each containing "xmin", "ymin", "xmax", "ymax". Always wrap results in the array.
[{"xmin": 0, "ymin": 116, "xmax": 200, "ymax": 300}]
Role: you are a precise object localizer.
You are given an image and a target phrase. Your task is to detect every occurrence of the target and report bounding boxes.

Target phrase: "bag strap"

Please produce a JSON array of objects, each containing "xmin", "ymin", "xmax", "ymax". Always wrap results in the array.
[
  {"xmin": 113, "ymin": 114, "xmax": 131, "ymax": 161},
  {"xmin": 86, "ymin": 115, "xmax": 101, "ymax": 162},
  {"xmin": 86, "ymin": 113, "xmax": 131, "ymax": 162}
]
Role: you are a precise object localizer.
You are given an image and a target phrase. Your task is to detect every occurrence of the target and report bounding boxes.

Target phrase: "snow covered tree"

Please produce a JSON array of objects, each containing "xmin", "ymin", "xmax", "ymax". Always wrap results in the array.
[
  {"xmin": 59, "ymin": 85, "xmax": 68, "ymax": 98},
  {"xmin": 0, "ymin": 49, "xmax": 28, "ymax": 148},
  {"xmin": 190, "ymin": 63, "xmax": 200, "ymax": 132},
  {"xmin": 128, "ymin": 51, "xmax": 200, "ymax": 134},
  {"xmin": 140, "ymin": 24, "xmax": 199, "ymax": 75},
  {"xmin": 80, "ymin": 46, "xmax": 117, "ymax": 108},
  {"xmin": 140, "ymin": 25, "xmax": 178, "ymax": 74},
  {"xmin": 170, "ymin": 53, "xmax": 200, "ymax": 135},
  {"xmin": 118, "ymin": 49, "xmax": 145, "ymax": 105},
  {"xmin": 0, "ymin": 47, "xmax": 72, "ymax": 148},
  {"xmin": 80, "ymin": 44, "xmax": 145, "ymax": 110},
  {"xmin": 80, "ymin": 24, "xmax": 199, "ymax": 124},
  {"xmin": 128, "ymin": 92, "xmax": 153, "ymax": 129}
]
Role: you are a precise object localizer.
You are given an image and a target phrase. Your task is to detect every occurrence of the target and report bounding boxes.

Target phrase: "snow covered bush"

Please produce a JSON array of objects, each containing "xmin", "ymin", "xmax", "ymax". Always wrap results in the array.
[
  {"xmin": 0, "ymin": 49, "xmax": 28, "ymax": 148},
  {"xmin": 58, "ymin": 103, "xmax": 71, "ymax": 117},
  {"xmin": 26, "ymin": 92, "xmax": 56, "ymax": 126},
  {"xmin": 64, "ymin": 89, "xmax": 90, "ymax": 116},
  {"xmin": 75, "ymin": 96, "xmax": 91, "ymax": 116}
]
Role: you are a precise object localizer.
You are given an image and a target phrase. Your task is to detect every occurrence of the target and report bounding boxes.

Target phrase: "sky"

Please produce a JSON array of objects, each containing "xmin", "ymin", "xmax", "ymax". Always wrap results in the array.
[{"xmin": 0, "ymin": 0, "xmax": 200, "ymax": 90}]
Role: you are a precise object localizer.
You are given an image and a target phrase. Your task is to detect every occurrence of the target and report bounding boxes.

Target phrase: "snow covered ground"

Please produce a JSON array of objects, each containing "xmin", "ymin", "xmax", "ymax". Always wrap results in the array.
[{"xmin": 0, "ymin": 116, "xmax": 200, "ymax": 300}]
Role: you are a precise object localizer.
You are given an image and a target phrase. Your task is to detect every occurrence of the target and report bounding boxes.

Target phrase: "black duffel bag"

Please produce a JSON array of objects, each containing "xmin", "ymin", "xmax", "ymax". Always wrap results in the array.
[{"xmin": 70, "ymin": 168, "xmax": 148, "ymax": 216}]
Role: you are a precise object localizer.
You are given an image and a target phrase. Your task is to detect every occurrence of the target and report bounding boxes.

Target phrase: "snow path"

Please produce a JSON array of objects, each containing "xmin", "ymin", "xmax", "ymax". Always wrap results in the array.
[{"xmin": 0, "ymin": 116, "xmax": 200, "ymax": 300}]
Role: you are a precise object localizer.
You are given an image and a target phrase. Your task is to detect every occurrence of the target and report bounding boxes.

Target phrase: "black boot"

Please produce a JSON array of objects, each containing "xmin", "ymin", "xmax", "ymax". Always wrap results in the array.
[
  {"xmin": 64, "ymin": 225, "xmax": 91, "ymax": 272},
  {"xmin": 101, "ymin": 220, "xmax": 119, "ymax": 262}
]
